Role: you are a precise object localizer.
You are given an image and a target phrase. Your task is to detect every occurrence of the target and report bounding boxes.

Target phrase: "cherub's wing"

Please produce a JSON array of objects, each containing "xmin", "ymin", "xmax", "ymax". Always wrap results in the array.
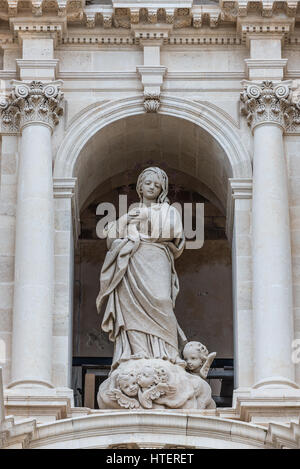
[
  {"xmin": 138, "ymin": 388, "xmax": 153, "ymax": 409},
  {"xmin": 155, "ymin": 383, "xmax": 177, "ymax": 396},
  {"xmin": 200, "ymin": 352, "xmax": 217, "ymax": 379},
  {"xmin": 139, "ymin": 383, "xmax": 178, "ymax": 409},
  {"xmin": 106, "ymin": 389, "xmax": 140, "ymax": 409}
]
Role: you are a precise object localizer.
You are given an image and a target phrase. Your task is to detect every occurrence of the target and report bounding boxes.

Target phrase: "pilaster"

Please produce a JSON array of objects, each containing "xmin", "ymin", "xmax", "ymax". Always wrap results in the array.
[
  {"xmin": 52, "ymin": 178, "xmax": 78, "ymax": 390},
  {"xmin": 135, "ymin": 26, "xmax": 170, "ymax": 113},
  {"xmin": 227, "ymin": 179, "xmax": 253, "ymax": 391}
]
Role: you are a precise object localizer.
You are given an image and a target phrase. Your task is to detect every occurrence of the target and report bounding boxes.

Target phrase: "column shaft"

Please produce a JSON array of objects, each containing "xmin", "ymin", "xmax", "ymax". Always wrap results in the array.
[
  {"xmin": 11, "ymin": 123, "xmax": 54, "ymax": 387},
  {"xmin": 252, "ymin": 123, "xmax": 295, "ymax": 387}
]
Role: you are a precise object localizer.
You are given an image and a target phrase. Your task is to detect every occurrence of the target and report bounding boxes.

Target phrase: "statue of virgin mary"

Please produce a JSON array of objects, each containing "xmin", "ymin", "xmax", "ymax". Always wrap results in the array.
[{"xmin": 96, "ymin": 167, "xmax": 187, "ymax": 370}]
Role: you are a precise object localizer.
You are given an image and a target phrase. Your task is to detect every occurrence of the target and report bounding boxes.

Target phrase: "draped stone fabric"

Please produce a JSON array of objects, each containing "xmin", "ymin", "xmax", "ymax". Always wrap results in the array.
[{"xmin": 96, "ymin": 202, "xmax": 186, "ymax": 369}]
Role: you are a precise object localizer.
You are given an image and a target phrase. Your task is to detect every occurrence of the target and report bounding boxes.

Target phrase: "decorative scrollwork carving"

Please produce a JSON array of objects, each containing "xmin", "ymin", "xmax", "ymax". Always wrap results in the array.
[
  {"xmin": 0, "ymin": 80, "xmax": 64, "ymax": 132},
  {"xmin": 240, "ymin": 80, "xmax": 300, "ymax": 131}
]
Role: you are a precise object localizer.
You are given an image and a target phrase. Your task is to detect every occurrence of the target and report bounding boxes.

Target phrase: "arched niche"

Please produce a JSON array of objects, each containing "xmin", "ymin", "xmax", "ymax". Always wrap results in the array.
[{"xmin": 53, "ymin": 97, "xmax": 252, "ymax": 406}]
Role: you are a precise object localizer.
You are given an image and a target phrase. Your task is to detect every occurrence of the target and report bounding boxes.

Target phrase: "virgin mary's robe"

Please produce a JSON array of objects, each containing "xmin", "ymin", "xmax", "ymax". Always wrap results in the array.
[{"xmin": 96, "ymin": 202, "xmax": 186, "ymax": 369}]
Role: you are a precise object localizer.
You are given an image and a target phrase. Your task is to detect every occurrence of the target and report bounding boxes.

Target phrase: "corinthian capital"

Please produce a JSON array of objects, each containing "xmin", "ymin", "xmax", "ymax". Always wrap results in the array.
[
  {"xmin": 240, "ymin": 80, "xmax": 300, "ymax": 132},
  {"xmin": 0, "ymin": 80, "xmax": 64, "ymax": 132}
]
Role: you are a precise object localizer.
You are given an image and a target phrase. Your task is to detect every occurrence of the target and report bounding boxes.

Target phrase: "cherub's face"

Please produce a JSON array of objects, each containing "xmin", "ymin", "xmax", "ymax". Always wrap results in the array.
[
  {"xmin": 184, "ymin": 349, "xmax": 203, "ymax": 371},
  {"xmin": 137, "ymin": 366, "xmax": 157, "ymax": 388},
  {"xmin": 118, "ymin": 372, "xmax": 139, "ymax": 397},
  {"xmin": 155, "ymin": 366, "xmax": 169, "ymax": 383}
]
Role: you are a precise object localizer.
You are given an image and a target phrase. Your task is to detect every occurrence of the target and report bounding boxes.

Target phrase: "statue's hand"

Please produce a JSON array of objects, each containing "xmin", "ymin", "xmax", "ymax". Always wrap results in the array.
[{"xmin": 127, "ymin": 207, "xmax": 149, "ymax": 223}]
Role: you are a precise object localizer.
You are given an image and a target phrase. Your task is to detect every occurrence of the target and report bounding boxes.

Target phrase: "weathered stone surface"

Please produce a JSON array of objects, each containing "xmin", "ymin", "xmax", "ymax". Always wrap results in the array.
[{"xmin": 97, "ymin": 358, "xmax": 215, "ymax": 410}]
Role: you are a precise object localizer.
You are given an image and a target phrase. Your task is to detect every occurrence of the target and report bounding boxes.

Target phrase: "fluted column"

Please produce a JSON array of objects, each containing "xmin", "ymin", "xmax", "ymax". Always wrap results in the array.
[
  {"xmin": 241, "ymin": 81, "xmax": 299, "ymax": 389},
  {"xmin": 0, "ymin": 81, "xmax": 64, "ymax": 388}
]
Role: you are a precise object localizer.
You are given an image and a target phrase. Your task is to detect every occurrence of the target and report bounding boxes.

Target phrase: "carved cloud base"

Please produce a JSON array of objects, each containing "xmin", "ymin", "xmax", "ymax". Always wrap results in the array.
[{"xmin": 97, "ymin": 358, "xmax": 215, "ymax": 410}]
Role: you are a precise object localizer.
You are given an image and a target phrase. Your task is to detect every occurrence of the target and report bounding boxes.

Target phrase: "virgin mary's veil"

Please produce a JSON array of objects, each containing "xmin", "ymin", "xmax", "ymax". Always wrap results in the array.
[{"xmin": 136, "ymin": 166, "xmax": 170, "ymax": 204}]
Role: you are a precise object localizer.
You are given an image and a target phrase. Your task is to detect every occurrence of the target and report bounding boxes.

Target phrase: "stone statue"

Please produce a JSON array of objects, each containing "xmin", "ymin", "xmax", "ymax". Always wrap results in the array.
[
  {"xmin": 96, "ymin": 167, "xmax": 216, "ymax": 409},
  {"xmin": 183, "ymin": 341, "xmax": 217, "ymax": 379}
]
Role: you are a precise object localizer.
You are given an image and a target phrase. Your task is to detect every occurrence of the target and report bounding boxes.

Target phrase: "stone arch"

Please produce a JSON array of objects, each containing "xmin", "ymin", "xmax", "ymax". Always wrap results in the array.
[
  {"xmin": 54, "ymin": 95, "xmax": 252, "ymax": 211},
  {"xmin": 53, "ymin": 95, "xmax": 253, "ymax": 399},
  {"xmin": 27, "ymin": 412, "xmax": 271, "ymax": 449}
]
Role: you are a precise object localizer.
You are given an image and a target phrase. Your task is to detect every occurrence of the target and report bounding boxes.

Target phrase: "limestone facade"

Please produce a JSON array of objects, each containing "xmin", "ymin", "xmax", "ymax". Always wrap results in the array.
[{"xmin": 0, "ymin": 0, "xmax": 300, "ymax": 449}]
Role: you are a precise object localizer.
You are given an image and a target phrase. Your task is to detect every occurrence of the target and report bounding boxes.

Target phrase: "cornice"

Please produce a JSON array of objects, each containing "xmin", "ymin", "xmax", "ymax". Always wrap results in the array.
[
  {"xmin": 0, "ymin": 1, "xmax": 298, "ymax": 37},
  {"xmin": 1, "ymin": 4, "xmax": 300, "ymax": 51},
  {"xmin": 0, "ymin": 2, "xmax": 300, "ymax": 46},
  {"xmin": 16, "ymin": 58, "xmax": 59, "ymax": 71}
]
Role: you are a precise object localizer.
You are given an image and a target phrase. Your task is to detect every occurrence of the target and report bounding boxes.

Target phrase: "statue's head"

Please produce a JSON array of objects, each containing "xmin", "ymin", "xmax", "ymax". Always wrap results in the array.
[
  {"xmin": 136, "ymin": 167, "xmax": 169, "ymax": 204},
  {"xmin": 183, "ymin": 341, "xmax": 209, "ymax": 371},
  {"xmin": 137, "ymin": 365, "xmax": 158, "ymax": 389},
  {"xmin": 116, "ymin": 370, "xmax": 139, "ymax": 397}
]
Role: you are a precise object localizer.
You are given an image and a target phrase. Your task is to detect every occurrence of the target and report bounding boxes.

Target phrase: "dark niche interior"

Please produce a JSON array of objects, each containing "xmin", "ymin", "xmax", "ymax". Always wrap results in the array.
[{"xmin": 72, "ymin": 165, "xmax": 234, "ymax": 408}]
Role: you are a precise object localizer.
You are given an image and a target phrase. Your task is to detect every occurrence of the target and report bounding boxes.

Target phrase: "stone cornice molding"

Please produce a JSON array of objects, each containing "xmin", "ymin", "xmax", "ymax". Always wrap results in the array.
[
  {"xmin": 237, "ymin": 16, "xmax": 295, "ymax": 45},
  {"xmin": 16, "ymin": 59, "xmax": 60, "ymax": 81},
  {"xmin": 0, "ymin": 80, "xmax": 64, "ymax": 133},
  {"xmin": 132, "ymin": 24, "xmax": 172, "ymax": 42},
  {"xmin": 59, "ymin": 31, "xmax": 242, "ymax": 46},
  {"xmin": 244, "ymin": 58, "xmax": 288, "ymax": 81},
  {"xmin": 240, "ymin": 80, "xmax": 300, "ymax": 132},
  {"xmin": 226, "ymin": 178, "xmax": 252, "ymax": 241},
  {"xmin": 53, "ymin": 177, "xmax": 80, "ymax": 240},
  {"xmin": 137, "ymin": 66, "xmax": 167, "ymax": 81},
  {"xmin": 0, "ymin": 0, "xmax": 299, "ymax": 33},
  {"xmin": 9, "ymin": 17, "xmax": 67, "ymax": 46},
  {"xmin": 221, "ymin": 0, "xmax": 300, "ymax": 19},
  {"xmin": 245, "ymin": 58, "xmax": 288, "ymax": 72}
]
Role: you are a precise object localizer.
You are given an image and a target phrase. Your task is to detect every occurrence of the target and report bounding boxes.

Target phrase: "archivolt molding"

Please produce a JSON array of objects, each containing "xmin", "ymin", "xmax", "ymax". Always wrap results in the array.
[
  {"xmin": 0, "ymin": 411, "xmax": 299, "ymax": 449},
  {"xmin": 26, "ymin": 412, "xmax": 270, "ymax": 449},
  {"xmin": 54, "ymin": 94, "xmax": 252, "ymax": 183}
]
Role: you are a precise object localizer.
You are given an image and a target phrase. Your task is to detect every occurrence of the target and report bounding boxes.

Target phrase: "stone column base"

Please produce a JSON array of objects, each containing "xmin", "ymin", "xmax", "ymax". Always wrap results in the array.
[
  {"xmin": 4, "ymin": 387, "xmax": 74, "ymax": 424},
  {"xmin": 223, "ymin": 387, "xmax": 300, "ymax": 427}
]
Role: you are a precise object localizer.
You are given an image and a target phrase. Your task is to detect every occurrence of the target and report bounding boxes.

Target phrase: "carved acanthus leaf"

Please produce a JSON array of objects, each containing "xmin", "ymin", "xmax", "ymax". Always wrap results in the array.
[
  {"xmin": 0, "ymin": 80, "xmax": 64, "ymax": 132},
  {"xmin": 144, "ymin": 92, "xmax": 160, "ymax": 113},
  {"xmin": 240, "ymin": 80, "xmax": 300, "ymax": 131}
]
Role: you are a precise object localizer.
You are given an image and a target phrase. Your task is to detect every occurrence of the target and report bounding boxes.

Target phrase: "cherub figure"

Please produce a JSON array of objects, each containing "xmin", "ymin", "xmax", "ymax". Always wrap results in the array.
[
  {"xmin": 117, "ymin": 371, "xmax": 139, "ymax": 396},
  {"xmin": 155, "ymin": 366, "xmax": 170, "ymax": 384},
  {"xmin": 137, "ymin": 365, "xmax": 176, "ymax": 409},
  {"xmin": 106, "ymin": 370, "xmax": 140, "ymax": 409},
  {"xmin": 137, "ymin": 365, "xmax": 158, "ymax": 389},
  {"xmin": 183, "ymin": 341, "xmax": 216, "ymax": 379}
]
